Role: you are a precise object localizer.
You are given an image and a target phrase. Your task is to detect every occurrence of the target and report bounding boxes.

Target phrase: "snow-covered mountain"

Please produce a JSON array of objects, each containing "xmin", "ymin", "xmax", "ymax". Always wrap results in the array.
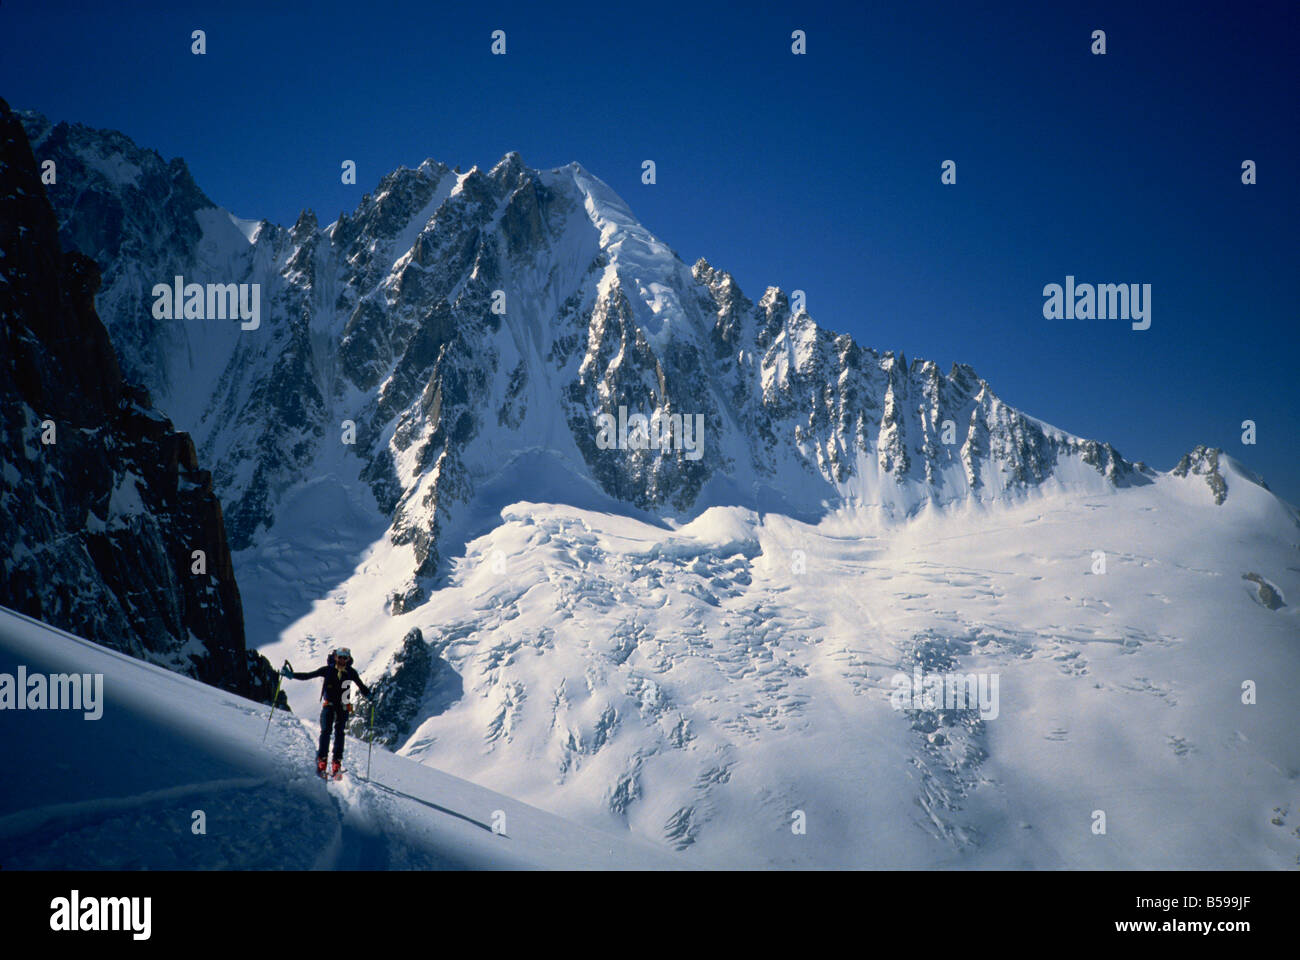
[
  {"xmin": 20, "ymin": 111, "xmax": 1148, "ymax": 592},
  {"xmin": 14, "ymin": 110, "xmax": 1300, "ymax": 868}
]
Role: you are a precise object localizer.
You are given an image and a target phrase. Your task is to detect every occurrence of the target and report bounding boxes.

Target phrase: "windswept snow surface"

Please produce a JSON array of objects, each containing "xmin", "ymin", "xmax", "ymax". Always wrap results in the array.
[
  {"xmin": 243, "ymin": 452, "xmax": 1300, "ymax": 869},
  {"xmin": 0, "ymin": 606, "xmax": 684, "ymax": 869}
]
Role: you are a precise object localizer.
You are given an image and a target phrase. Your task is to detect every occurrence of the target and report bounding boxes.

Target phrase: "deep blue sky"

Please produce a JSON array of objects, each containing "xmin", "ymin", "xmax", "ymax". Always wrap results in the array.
[{"xmin": 4, "ymin": 1, "xmax": 1297, "ymax": 502}]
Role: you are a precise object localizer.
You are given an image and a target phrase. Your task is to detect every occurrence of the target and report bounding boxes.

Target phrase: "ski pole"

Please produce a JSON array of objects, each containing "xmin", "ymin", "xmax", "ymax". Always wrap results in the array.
[
  {"xmin": 262, "ymin": 660, "xmax": 289, "ymax": 743},
  {"xmin": 366, "ymin": 701, "xmax": 375, "ymax": 781}
]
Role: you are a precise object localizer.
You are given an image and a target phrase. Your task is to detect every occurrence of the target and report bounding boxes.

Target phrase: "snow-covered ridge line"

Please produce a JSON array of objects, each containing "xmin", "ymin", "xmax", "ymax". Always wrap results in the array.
[{"xmin": 19, "ymin": 111, "xmax": 1287, "ymax": 603}]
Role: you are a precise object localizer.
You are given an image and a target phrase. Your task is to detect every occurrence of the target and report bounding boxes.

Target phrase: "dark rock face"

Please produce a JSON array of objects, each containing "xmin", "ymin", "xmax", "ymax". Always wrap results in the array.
[
  {"xmin": 18, "ymin": 111, "xmax": 214, "ymax": 396},
  {"xmin": 352, "ymin": 627, "xmax": 433, "ymax": 745},
  {"xmin": 1242, "ymin": 573, "xmax": 1284, "ymax": 610},
  {"xmin": 0, "ymin": 99, "xmax": 279, "ymax": 703},
  {"xmin": 1172, "ymin": 445, "xmax": 1228, "ymax": 505},
  {"xmin": 17, "ymin": 109, "xmax": 328, "ymax": 552}
]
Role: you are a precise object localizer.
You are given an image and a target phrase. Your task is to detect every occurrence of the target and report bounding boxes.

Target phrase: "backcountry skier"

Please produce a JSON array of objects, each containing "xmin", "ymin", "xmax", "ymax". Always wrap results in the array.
[{"xmin": 282, "ymin": 648, "xmax": 372, "ymax": 778}]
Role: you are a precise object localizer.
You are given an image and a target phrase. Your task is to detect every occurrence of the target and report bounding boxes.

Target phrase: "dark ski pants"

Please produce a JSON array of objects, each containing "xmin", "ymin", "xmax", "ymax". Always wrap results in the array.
[{"xmin": 317, "ymin": 704, "xmax": 349, "ymax": 762}]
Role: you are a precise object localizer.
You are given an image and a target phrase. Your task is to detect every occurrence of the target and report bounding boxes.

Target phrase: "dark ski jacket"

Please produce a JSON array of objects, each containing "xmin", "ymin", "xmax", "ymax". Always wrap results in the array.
[{"xmin": 291, "ymin": 658, "xmax": 371, "ymax": 707}]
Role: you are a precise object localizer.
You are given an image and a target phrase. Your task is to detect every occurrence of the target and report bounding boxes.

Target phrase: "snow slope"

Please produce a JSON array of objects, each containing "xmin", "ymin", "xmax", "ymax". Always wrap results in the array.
[
  {"xmin": 0, "ymin": 605, "xmax": 684, "ymax": 869},
  {"xmin": 247, "ymin": 458, "xmax": 1300, "ymax": 868}
]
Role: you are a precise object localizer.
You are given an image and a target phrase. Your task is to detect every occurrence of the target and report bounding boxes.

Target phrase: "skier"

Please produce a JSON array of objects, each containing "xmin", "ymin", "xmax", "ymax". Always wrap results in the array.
[{"xmin": 281, "ymin": 648, "xmax": 372, "ymax": 779}]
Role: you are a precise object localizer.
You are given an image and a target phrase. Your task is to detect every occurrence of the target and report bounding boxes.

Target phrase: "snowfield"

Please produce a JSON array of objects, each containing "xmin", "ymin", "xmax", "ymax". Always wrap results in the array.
[{"xmin": 241, "ymin": 449, "xmax": 1300, "ymax": 869}]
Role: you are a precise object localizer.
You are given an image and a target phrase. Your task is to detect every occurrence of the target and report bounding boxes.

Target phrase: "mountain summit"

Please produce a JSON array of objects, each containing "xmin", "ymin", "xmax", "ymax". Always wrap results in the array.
[{"xmin": 18, "ymin": 114, "xmax": 1225, "ymax": 606}]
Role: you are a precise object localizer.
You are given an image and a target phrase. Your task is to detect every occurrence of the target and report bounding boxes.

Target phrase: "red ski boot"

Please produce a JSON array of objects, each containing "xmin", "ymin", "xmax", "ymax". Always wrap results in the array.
[
  {"xmin": 330, "ymin": 760, "xmax": 343, "ymax": 781},
  {"xmin": 317, "ymin": 758, "xmax": 328, "ymax": 778}
]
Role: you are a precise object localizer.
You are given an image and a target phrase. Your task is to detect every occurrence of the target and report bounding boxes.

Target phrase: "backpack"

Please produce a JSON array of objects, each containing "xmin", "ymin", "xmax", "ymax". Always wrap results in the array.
[
  {"xmin": 340, "ymin": 670, "xmax": 354, "ymax": 713},
  {"xmin": 325, "ymin": 652, "xmax": 354, "ymax": 713}
]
